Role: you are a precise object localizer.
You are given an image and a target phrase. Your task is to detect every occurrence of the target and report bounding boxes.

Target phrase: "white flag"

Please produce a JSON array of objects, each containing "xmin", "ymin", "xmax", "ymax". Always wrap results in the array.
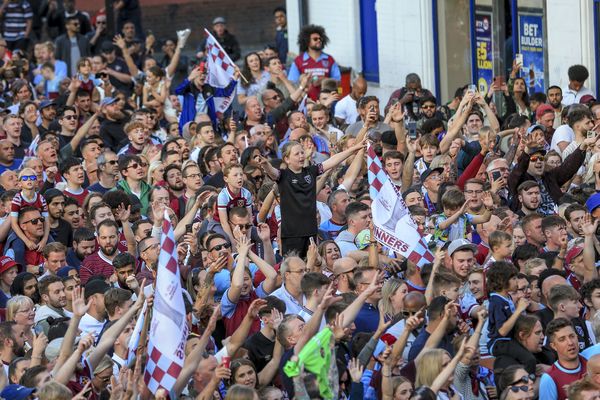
[
  {"xmin": 144, "ymin": 212, "xmax": 189, "ymax": 394},
  {"xmin": 204, "ymin": 29, "xmax": 238, "ymax": 114},
  {"xmin": 126, "ymin": 301, "xmax": 147, "ymax": 366}
]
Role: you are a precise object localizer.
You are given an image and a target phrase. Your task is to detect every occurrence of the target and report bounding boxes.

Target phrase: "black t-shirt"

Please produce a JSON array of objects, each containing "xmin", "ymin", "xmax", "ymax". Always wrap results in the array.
[
  {"xmin": 100, "ymin": 119, "xmax": 127, "ymax": 152},
  {"xmin": 51, "ymin": 219, "xmax": 73, "ymax": 248},
  {"xmin": 107, "ymin": 57, "xmax": 133, "ymax": 95},
  {"xmin": 536, "ymin": 307, "xmax": 554, "ymax": 331},
  {"xmin": 277, "ymin": 164, "xmax": 323, "ymax": 238},
  {"xmin": 205, "ymin": 171, "xmax": 225, "ymax": 189},
  {"xmin": 244, "ymin": 331, "xmax": 275, "ymax": 372}
]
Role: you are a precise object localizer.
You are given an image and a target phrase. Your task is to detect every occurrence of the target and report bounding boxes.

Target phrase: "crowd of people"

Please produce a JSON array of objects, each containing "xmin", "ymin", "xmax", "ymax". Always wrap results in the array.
[{"xmin": 1, "ymin": 1, "xmax": 600, "ymax": 400}]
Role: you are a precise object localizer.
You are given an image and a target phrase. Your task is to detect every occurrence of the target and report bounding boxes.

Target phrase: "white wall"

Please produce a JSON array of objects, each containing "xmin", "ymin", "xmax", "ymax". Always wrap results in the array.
[
  {"xmin": 546, "ymin": 0, "xmax": 595, "ymax": 91},
  {"xmin": 375, "ymin": 0, "xmax": 436, "ymax": 99}
]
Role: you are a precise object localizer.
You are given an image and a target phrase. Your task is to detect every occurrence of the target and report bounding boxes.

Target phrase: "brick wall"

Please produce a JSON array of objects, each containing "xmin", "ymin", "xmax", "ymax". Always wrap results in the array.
[{"xmin": 79, "ymin": 0, "xmax": 284, "ymax": 50}]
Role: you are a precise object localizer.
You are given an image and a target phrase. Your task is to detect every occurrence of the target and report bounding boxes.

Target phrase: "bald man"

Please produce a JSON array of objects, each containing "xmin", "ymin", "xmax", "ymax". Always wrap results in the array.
[
  {"xmin": 335, "ymin": 76, "xmax": 367, "ymax": 126},
  {"xmin": 536, "ymin": 273, "xmax": 567, "ymax": 329},
  {"xmin": 587, "ymin": 354, "xmax": 600, "ymax": 389},
  {"xmin": 332, "ymin": 257, "xmax": 358, "ymax": 293}
]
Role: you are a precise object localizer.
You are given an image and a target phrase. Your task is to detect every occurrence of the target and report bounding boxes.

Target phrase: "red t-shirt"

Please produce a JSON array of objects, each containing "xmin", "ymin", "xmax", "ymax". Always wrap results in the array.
[{"xmin": 64, "ymin": 187, "xmax": 90, "ymax": 207}]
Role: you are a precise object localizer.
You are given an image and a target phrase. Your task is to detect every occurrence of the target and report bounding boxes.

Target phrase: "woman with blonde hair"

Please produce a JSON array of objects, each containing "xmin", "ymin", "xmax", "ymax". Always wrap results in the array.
[
  {"xmin": 6, "ymin": 295, "xmax": 36, "ymax": 344},
  {"xmin": 379, "ymin": 278, "xmax": 408, "ymax": 319},
  {"xmin": 317, "ymin": 240, "xmax": 341, "ymax": 276},
  {"xmin": 147, "ymin": 160, "xmax": 165, "ymax": 186},
  {"xmin": 415, "ymin": 342, "xmax": 467, "ymax": 399}
]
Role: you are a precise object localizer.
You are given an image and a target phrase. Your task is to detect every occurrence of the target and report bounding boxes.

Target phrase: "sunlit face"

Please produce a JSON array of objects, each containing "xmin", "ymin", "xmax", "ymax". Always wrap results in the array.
[
  {"xmin": 549, "ymin": 325, "xmax": 579, "ymax": 361},
  {"xmin": 404, "ymin": 192, "xmax": 423, "ymax": 207},
  {"xmin": 323, "ymin": 243, "xmax": 340, "ymax": 268},
  {"xmin": 284, "ymin": 144, "xmax": 305, "ymax": 172},
  {"xmin": 466, "ymin": 114, "xmax": 483, "ymax": 134},
  {"xmin": 384, "ymin": 157, "xmax": 403, "ymax": 181},
  {"xmin": 468, "ymin": 272, "xmax": 485, "ymax": 300}
]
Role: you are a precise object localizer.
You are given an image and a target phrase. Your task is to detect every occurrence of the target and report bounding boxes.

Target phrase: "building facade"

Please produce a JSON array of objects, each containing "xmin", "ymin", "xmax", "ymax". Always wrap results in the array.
[{"xmin": 286, "ymin": 0, "xmax": 598, "ymax": 104}]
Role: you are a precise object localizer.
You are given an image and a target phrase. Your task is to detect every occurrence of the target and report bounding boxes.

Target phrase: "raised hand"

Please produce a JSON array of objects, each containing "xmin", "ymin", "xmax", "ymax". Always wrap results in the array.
[
  {"xmin": 482, "ymin": 191, "xmax": 494, "ymax": 208},
  {"xmin": 363, "ymin": 270, "xmax": 384, "ymax": 297},
  {"xmin": 270, "ymin": 308, "xmax": 284, "ymax": 330},
  {"xmin": 235, "ymin": 234, "xmax": 251, "ymax": 256},
  {"xmin": 113, "ymin": 34, "xmax": 127, "ymax": 50},
  {"xmin": 582, "ymin": 213, "xmax": 599, "ymax": 237},
  {"xmin": 331, "ymin": 313, "xmax": 346, "ymax": 341},
  {"xmin": 256, "ymin": 223, "xmax": 271, "ymax": 242},
  {"xmin": 516, "ymin": 297, "xmax": 530, "ymax": 313},
  {"xmin": 72, "ymin": 286, "xmax": 90, "ymax": 318},
  {"xmin": 77, "ymin": 333, "xmax": 95, "ymax": 354},
  {"xmin": 319, "ymin": 282, "xmax": 342, "ymax": 310},
  {"xmin": 347, "ymin": 358, "xmax": 364, "ymax": 383},
  {"xmin": 247, "ymin": 298, "xmax": 267, "ymax": 318},
  {"xmin": 115, "ymin": 202, "xmax": 131, "ymax": 222}
]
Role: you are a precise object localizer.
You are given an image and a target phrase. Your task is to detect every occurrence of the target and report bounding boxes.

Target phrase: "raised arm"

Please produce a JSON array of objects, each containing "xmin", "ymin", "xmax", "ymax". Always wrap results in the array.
[
  {"xmin": 294, "ymin": 283, "xmax": 340, "ymax": 354},
  {"xmin": 322, "ymin": 137, "xmax": 366, "ymax": 173},
  {"xmin": 339, "ymin": 147, "xmax": 365, "ymax": 190},
  {"xmin": 113, "ymin": 35, "xmax": 140, "ymax": 77},
  {"xmin": 439, "ymin": 94, "xmax": 474, "ymax": 154},
  {"xmin": 582, "ymin": 215, "xmax": 599, "ymax": 283},
  {"xmin": 226, "ymin": 235, "xmax": 250, "ymax": 304},
  {"xmin": 340, "ymin": 270, "xmax": 383, "ymax": 327}
]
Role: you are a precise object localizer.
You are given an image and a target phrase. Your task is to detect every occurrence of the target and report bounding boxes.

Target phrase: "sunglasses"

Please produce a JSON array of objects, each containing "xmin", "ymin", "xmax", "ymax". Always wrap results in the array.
[
  {"xmin": 127, "ymin": 162, "xmax": 147, "ymax": 170},
  {"xmin": 510, "ymin": 373, "xmax": 536, "ymax": 386},
  {"xmin": 106, "ymin": 160, "xmax": 118, "ymax": 165},
  {"xmin": 421, "ymin": 104, "xmax": 435, "ymax": 109},
  {"xmin": 20, "ymin": 175, "xmax": 36, "ymax": 181},
  {"xmin": 530, "ymin": 155, "xmax": 545, "ymax": 162},
  {"xmin": 63, "ymin": 114, "xmax": 77, "ymax": 120},
  {"xmin": 24, "ymin": 217, "xmax": 45, "ymax": 225},
  {"xmin": 509, "ymin": 385, "xmax": 529, "ymax": 393},
  {"xmin": 141, "ymin": 242, "xmax": 159, "ymax": 252},
  {"xmin": 209, "ymin": 242, "xmax": 231, "ymax": 252},
  {"xmin": 233, "ymin": 223, "xmax": 253, "ymax": 230}
]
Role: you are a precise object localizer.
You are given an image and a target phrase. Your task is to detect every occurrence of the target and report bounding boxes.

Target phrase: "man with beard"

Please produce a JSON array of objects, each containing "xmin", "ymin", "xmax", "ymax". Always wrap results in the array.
[
  {"xmin": 88, "ymin": 151, "xmax": 119, "ymax": 194},
  {"xmin": 0, "ymin": 140, "xmax": 20, "ymax": 174},
  {"xmin": 536, "ymin": 104, "xmax": 556, "ymax": 143},
  {"xmin": 0, "ymin": 322, "xmax": 27, "ymax": 372},
  {"xmin": 112, "ymin": 253, "xmax": 138, "ymax": 293},
  {"xmin": 517, "ymin": 181, "xmax": 542, "ymax": 217},
  {"xmin": 3, "ymin": 115, "xmax": 28, "ymax": 159},
  {"xmin": 332, "ymin": 257, "xmax": 357, "ymax": 294},
  {"xmin": 78, "ymin": 278, "xmax": 110, "ymax": 341},
  {"xmin": 37, "ymin": 100, "xmax": 57, "ymax": 136},
  {"xmin": 34, "ymin": 275, "xmax": 69, "ymax": 335},
  {"xmin": 547, "ymin": 86, "xmax": 564, "ymax": 128},
  {"xmin": 4, "ymin": 207, "xmax": 51, "ymax": 273},
  {"xmin": 99, "ymin": 97, "xmax": 127, "ymax": 152},
  {"xmin": 288, "ymin": 25, "xmax": 340, "ymax": 101},
  {"xmin": 115, "ymin": 154, "xmax": 151, "ymax": 215},
  {"xmin": 54, "ymin": 16, "xmax": 91, "ymax": 77},
  {"xmin": 565, "ymin": 204, "xmax": 587, "ymax": 240},
  {"xmin": 61, "ymin": 157, "xmax": 89, "ymax": 206},
  {"xmin": 44, "ymin": 189, "xmax": 73, "ymax": 248},
  {"xmin": 80, "ymin": 220, "xmax": 120, "ymax": 285},
  {"xmin": 66, "ymin": 228, "xmax": 95, "ymax": 269},
  {"xmin": 170, "ymin": 163, "xmax": 202, "ymax": 219}
]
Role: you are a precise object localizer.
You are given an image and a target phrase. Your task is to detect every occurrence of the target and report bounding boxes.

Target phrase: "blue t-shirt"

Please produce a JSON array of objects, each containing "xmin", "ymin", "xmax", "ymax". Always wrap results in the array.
[
  {"xmin": 487, "ymin": 293, "xmax": 516, "ymax": 353},
  {"xmin": 408, "ymin": 328, "xmax": 455, "ymax": 362}
]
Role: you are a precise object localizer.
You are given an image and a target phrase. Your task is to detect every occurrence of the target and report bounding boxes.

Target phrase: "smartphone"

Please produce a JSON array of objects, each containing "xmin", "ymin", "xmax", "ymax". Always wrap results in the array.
[
  {"xmin": 494, "ymin": 76, "xmax": 505, "ymax": 86},
  {"xmin": 491, "ymin": 171, "xmax": 502, "ymax": 182},
  {"xmin": 185, "ymin": 224, "xmax": 193, "ymax": 234},
  {"xmin": 515, "ymin": 53, "xmax": 524, "ymax": 66},
  {"xmin": 588, "ymin": 130, "xmax": 597, "ymax": 140},
  {"xmin": 407, "ymin": 121, "xmax": 417, "ymax": 139},
  {"xmin": 467, "ymin": 84, "xmax": 477, "ymax": 93}
]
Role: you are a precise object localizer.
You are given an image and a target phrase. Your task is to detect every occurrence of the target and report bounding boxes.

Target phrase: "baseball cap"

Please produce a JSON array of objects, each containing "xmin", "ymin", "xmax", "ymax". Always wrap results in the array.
[
  {"xmin": 580, "ymin": 94, "xmax": 596, "ymax": 104},
  {"xmin": 420, "ymin": 167, "xmax": 444, "ymax": 183},
  {"xmin": 0, "ymin": 256, "xmax": 19, "ymax": 275},
  {"xmin": 39, "ymin": 99, "xmax": 56, "ymax": 110},
  {"xmin": 56, "ymin": 265, "xmax": 77, "ymax": 278},
  {"xmin": 526, "ymin": 124, "xmax": 545, "ymax": 135},
  {"xmin": 529, "ymin": 147, "xmax": 547, "ymax": 156},
  {"xmin": 0, "ymin": 384, "xmax": 36, "ymax": 400},
  {"xmin": 586, "ymin": 192, "xmax": 600, "ymax": 213},
  {"xmin": 355, "ymin": 229, "xmax": 371, "ymax": 250},
  {"xmin": 45, "ymin": 337, "xmax": 63, "ymax": 361},
  {"xmin": 100, "ymin": 97, "xmax": 118, "ymax": 107},
  {"xmin": 84, "ymin": 279, "xmax": 111, "ymax": 299},
  {"xmin": 565, "ymin": 246, "xmax": 584, "ymax": 265},
  {"xmin": 212, "ymin": 16, "xmax": 226, "ymax": 25},
  {"xmin": 535, "ymin": 104, "xmax": 554, "ymax": 121},
  {"xmin": 100, "ymin": 41, "xmax": 116, "ymax": 53},
  {"xmin": 447, "ymin": 239, "xmax": 477, "ymax": 257}
]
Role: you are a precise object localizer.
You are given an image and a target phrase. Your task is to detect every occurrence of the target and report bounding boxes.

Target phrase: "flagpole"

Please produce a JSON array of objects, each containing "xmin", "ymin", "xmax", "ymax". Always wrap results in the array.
[
  {"xmin": 368, "ymin": 225, "xmax": 379, "ymax": 267},
  {"xmin": 204, "ymin": 28, "xmax": 248, "ymax": 85},
  {"xmin": 135, "ymin": 300, "xmax": 152, "ymax": 363}
]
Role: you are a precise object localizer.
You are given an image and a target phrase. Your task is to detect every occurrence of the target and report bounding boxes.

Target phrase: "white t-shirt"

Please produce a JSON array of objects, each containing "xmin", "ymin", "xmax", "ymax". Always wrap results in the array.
[
  {"xmin": 78, "ymin": 313, "xmax": 106, "ymax": 342},
  {"xmin": 550, "ymin": 124, "xmax": 574, "ymax": 155},
  {"xmin": 334, "ymin": 94, "xmax": 359, "ymax": 125}
]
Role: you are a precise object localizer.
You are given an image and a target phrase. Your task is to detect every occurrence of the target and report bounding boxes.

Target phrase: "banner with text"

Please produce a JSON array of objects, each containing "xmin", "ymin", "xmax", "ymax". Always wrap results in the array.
[
  {"xmin": 475, "ymin": 12, "xmax": 493, "ymax": 94},
  {"xmin": 519, "ymin": 14, "xmax": 545, "ymax": 93}
]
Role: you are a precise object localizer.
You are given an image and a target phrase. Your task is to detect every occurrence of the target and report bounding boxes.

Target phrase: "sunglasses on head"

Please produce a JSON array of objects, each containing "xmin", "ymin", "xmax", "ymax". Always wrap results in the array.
[
  {"xmin": 510, "ymin": 373, "xmax": 536, "ymax": 386},
  {"xmin": 210, "ymin": 242, "xmax": 231, "ymax": 252},
  {"xmin": 20, "ymin": 175, "xmax": 36, "ymax": 181}
]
